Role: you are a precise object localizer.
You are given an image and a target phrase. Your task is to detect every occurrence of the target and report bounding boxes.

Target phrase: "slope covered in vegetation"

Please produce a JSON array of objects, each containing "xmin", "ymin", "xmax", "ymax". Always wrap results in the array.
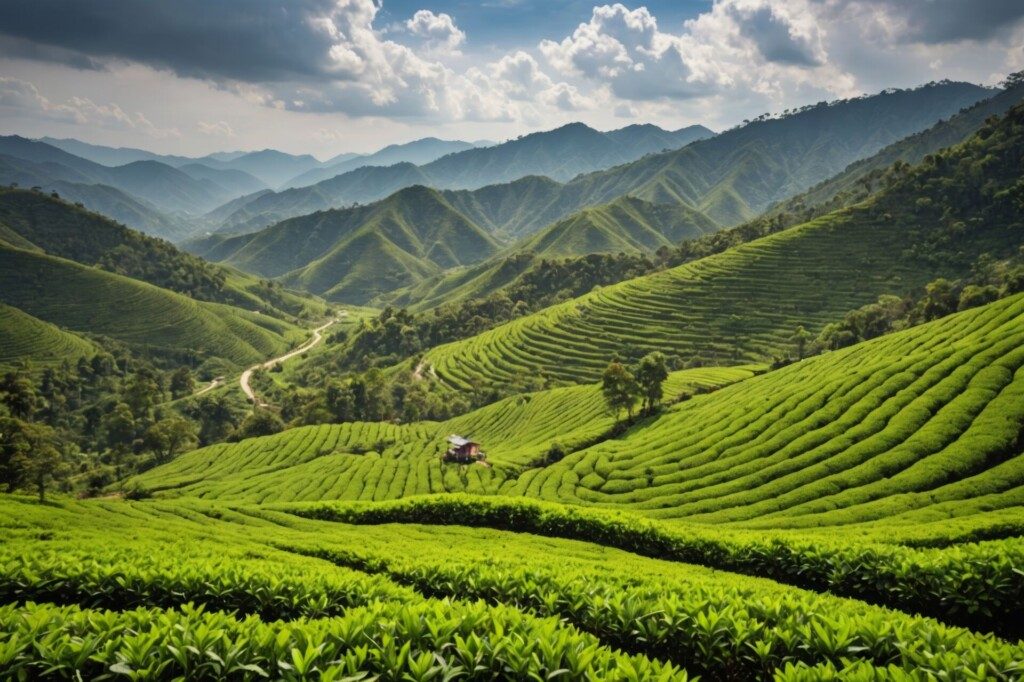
[
  {"xmin": 0, "ymin": 303, "xmax": 98, "ymax": 370},
  {"xmin": 130, "ymin": 366, "xmax": 754, "ymax": 498},
  {"xmin": 0, "ymin": 242, "xmax": 301, "ymax": 366},
  {"xmin": 516, "ymin": 196, "xmax": 719, "ymax": 258},
  {"xmin": 4, "ymin": 495, "xmax": 1020, "ymax": 680},
  {"xmin": 211, "ymin": 83, "xmax": 985, "ymax": 237},
  {"xmin": 0, "ymin": 188, "xmax": 324, "ymax": 321},
  {"xmin": 194, "ymin": 185, "xmax": 501, "ymax": 304},
  {"xmin": 422, "ymin": 100, "xmax": 1024, "ymax": 391}
]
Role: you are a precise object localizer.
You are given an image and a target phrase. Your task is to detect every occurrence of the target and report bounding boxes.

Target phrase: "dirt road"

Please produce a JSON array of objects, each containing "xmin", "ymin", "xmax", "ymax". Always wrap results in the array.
[{"xmin": 240, "ymin": 315, "xmax": 343, "ymax": 407}]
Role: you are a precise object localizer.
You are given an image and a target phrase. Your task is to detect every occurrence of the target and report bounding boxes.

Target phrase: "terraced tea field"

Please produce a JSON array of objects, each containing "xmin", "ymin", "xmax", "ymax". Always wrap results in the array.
[
  {"xmin": 2, "ymin": 495, "xmax": 1021, "ymax": 680},
  {"xmin": 515, "ymin": 292, "xmax": 1024, "ymax": 529},
  {"xmin": 0, "ymin": 302, "xmax": 97, "ymax": 369},
  {"xmin": 133, "ymin": 366, "xmax": 758, "ymax": 501},
  {"xmin": 424, "ymin": 204, "xmax": 1016, "ymax": 391}
]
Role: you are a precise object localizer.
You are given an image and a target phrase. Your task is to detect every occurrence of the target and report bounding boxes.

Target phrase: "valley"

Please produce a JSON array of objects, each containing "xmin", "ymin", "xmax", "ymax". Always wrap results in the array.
[{"xmin": 1, "ymin": 51, "xmax": 1022, "ymax": 681}]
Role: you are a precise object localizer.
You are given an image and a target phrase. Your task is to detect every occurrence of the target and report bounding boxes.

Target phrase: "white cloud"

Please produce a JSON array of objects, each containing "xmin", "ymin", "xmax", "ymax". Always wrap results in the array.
[
  {"xmin": 197, "ymin": 120, "xmax": 235, "ymax": 137},
  {"xmin": 0, "ymin": 76, "xmax": 179, "ymax": 137},
  {"xmin": 405, "ymin": 9, "xmax": 466, "ymax": 54},
  {"xmin": 0, "ymin": 0, "xmax": 1019, "ymax": 141}
]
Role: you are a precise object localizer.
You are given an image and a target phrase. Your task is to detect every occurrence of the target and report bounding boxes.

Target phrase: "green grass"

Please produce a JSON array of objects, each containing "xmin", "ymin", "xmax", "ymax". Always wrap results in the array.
[
  {"xmin": 135, "ymin": 293, "xmax": 1024, "ymax": 552},
  {"xmin": 0, "ymin": 242, "xmax": 302, "ymax": 366}
]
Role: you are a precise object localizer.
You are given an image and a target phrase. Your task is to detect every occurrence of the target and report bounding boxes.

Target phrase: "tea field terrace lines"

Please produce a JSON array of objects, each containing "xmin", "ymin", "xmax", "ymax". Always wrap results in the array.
[
  {"xmin": 0, "ymin": 242, "xmax": 301, "ymax": 366},
  {"xmin": 2, "ymin": 495, "xmax": 1022, "ymax": 680},
  {"xmin": 520, "ymin": 293, "xmax": 1024, "ymax": 530},
  {"xmin": 130, "ymin": 367, "xmax": 758, "ymax": 502},
  {"xmin": 424, "ymin": 207, "xmax": 956, "ymax": 392},
  {"xmin": 0, "ymin": 302, "xmax": 98, "ymax": 370}
]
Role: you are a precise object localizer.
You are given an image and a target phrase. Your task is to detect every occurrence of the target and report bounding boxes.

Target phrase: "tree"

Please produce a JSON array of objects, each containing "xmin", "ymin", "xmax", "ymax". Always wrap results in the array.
[
  {"xmin": 101, "ymin": 402, "xmax": 136, "ymax": 454},
  {"xmin": 601, "ymin": 361, "xmax": 640, "ymax": 420},
  {"xmin": 0, "ymin": 371, "xmax": 38, "ymax": 419},
  {"xmin": 143, "ymin": 417, "xmax": 197, "ymax": 464},
  {"xmin": 184, "ymin": 395, "xmax": 238, "ymax": 445},
  {"xmin": 0, "ymin": 417, "xmax": 32, "ymax": 492},
  {"xmin": 169, "ymin": 367, "xmax": 194, "ymax": 399},
  {"xmin": 634, "ymin": 352, "xmax": 668, "ymax": 414},
  {"xmin": 918, "ymin": 278, "xmax": 958, "ymax": 321},
  {"xmin": 0, "ymin": 418, "xmax": 63, "ymax": 500},
  {"xmin": 232, "ymin": 409, "xmax": 285, "ymax": 441},
  {"xmin": 21, "ymin": 424, "xmax": 63, "ymax": 501},
  {"xmin": 791, "ymin": 325, "xmax": 812, "ymax": 360},
  {"xmin": 124, "ymin": 372, "xmax": 161, "ymax": 418}
]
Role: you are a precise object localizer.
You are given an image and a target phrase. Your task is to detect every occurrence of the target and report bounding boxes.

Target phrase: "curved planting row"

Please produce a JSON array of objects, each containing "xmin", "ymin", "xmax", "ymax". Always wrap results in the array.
[
  {"xmin": 2, "ymin": 495, "xmax": 1021, "ymax": 680},
  {"xmin": 133, "ymin": 367, "xmax": 757, "ymax": 501},
  {"xmin": 284, "ymin": 494, "xmax": 1024, "ymax": 639},
  {"xmin": 287, "ymin": 541, "xmax": 1023, "ymax": 681},
  {"xmin": 514, "ymin": 294, "xmax": 1024, "ymax": 532},
  {"xmin": 0, "ymin": 244, "xmax": 298, "ymax": 366},
  {"xmin": 424, "ymin": 203, "xmax": 1001, "ymax": 392}
]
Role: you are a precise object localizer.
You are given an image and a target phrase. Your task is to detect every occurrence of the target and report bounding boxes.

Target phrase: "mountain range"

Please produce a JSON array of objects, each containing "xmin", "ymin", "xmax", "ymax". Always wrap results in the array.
[
  {"xmin": 189, "ymin": 80, "xmax": 996, "ymax": 306},
  {"xmin": 211, "ymin": 123, "xmax": 714, "ymax": 234}
]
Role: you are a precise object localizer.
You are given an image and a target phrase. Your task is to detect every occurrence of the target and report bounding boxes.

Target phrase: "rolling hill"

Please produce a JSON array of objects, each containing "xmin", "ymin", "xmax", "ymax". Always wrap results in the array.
[
  {"xmin": 40, "ymin": 136, "xmax": 314, "ymax": 189},
  {"xmin": 0, "ymin": 188, "xmax": 323, "ymax": 321},
  {"xmin": 419, "ymin": 98, "xmax": 1024, "ymax": 392},
  {"xmin": 414, "ymin": 122, "xmax": 713, "ymax": 189},
  {"xmin": 194, "ymin": 185, "xmax": 501, "ymax": 304},
  {"xmin": 0, "ymin": 154, "xmax": 191, "ymax": 241},
  {"xmin": 128, "ymin": 290, "xmax": 1024, "ymax": 564},
  {"xmin": 402, "ymin": 77, "xmax": 1024, "ymax": 315},
  {"xmin": 282, "ymin": 137, "xmax": 479, "ymax": 189},
  {"xmin": 0, "ymin": 302, "xmax": 98, "ymax": 370},
  {"xmin": 0, "ymin": 241, "xmax": 300, "ymax": 366},
  {"xmin": 0, "ymin": 136, "xmax": 240, "ymax": 216}
]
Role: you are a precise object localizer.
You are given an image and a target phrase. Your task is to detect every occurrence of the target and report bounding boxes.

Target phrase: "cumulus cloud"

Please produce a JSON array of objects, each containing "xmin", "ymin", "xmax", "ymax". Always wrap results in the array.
[
  {"xmin": 0, "ymin": 0, "xmax": 490, "ymax": 119},
  {"xmin": 0, "ymin": 77, "xmax": 178, "ymax": 137},
  {"xmin": 0, "ymin": 0, "xmax": 1019, "ymax": 131},
  {"xmin": 405, "ymin": 9, "xmax": 465, "ymax": 53},
  {"xmin": 539, "ymin": 2, "xmax": 845, "ymax": 103}
]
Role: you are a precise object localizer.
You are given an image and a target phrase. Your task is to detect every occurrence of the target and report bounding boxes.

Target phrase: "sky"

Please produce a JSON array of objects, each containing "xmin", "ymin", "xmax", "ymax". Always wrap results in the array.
[{"xmin": 0, "ymin": 0, "xmax": 1021, "ymax": 158}]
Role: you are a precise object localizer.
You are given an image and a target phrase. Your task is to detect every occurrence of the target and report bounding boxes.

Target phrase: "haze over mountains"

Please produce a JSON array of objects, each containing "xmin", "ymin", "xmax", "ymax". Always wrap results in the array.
[
  {"xmin": 186, "ymin": 80, "xmax": 998, "ymax": 305},
  {"xmin": 211, "ymin": 123, "xmax": 714, "ymax": 234}
]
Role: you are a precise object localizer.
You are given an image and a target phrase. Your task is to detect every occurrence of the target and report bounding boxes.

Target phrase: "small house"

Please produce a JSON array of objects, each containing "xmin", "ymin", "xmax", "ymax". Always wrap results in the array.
[{"xmin": 444, "ymin": 434, "xmax": 487, "ymax": 464}]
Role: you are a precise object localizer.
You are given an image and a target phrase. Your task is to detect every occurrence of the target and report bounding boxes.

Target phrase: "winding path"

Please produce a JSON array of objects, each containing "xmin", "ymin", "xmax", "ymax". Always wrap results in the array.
[{"xmin": 241, "ymin": 315, "xmax": 344, "ymax": 407}]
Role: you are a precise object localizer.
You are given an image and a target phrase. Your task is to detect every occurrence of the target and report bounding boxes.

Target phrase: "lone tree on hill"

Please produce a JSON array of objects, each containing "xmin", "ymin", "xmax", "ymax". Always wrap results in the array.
[
  {"xmin": 635, "ymin": 352, "xmax": 669, "ymax": 414},
  {"xmin": 602, "ymin": 361, "xmax": 640, "ymax": 420}
]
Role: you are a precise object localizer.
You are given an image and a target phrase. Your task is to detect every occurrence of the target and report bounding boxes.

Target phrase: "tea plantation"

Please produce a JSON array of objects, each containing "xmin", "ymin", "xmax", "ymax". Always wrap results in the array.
[
  {"xmin": 3, "ymin": 89, "xmax": 1023, "ymax": 682},
  {"xmin": 1, "ymin": 496, "xmax": 1021, "ymax": 680}
]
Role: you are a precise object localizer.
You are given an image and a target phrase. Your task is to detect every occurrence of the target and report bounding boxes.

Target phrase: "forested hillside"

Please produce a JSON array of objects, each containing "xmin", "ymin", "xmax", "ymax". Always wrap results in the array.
[
  {"xmin": 514, "ymin": 196, "xmax": 719, "ymax": 258},
  {"xmin": 0, "ymin": 242, "xmax": 300, "ymax": 366},
  {"xmin": 0, "ymin": 188, "xmax": 322, "ymax": 320},
  {"xmin": 193, "ymin": 186, "xmax": 501, "ymax": 304}
]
